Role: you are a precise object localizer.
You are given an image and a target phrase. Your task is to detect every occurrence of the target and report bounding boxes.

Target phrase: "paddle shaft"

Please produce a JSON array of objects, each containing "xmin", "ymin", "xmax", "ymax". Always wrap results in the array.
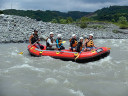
[{"xmin": 19, "ymin": 41, "xmax": 38, "ymax": 54}]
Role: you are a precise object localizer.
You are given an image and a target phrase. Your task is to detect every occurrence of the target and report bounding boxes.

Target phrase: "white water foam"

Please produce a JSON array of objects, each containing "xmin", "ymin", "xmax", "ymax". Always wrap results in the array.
[
  {"xmin": 1, "ymin": 64, "xmax": 50, "ymax": 73},
  {"xmin": 45, "ymin": 78, "xmax": 59, "ymax": 84},
  {"xmin": 69, "ymin": 89, "xmax": 85, "ymax": 96}
]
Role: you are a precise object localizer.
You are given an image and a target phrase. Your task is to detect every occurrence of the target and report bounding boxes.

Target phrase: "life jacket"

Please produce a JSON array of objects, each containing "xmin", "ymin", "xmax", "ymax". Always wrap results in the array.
[
  {"xmin": 80, "ymin": 43, "xmax": 83, "ymax": 51},
  {"xmin": 69, "ymin": 38, "xmax": 78, "ymax": 47},
  {"xmin": 86, "ymin": 39, "xmax": 94, "ymax": 47},
  {"xmin": 76, "ymin": 42, "xmax": 83, "ymax": 52},
  {"xmin": 56, "ymin": 38, "xmax": 62, "ymax": 47},
  {"xmin": 31, "ymin": 34, "xmax": 39, "ymax": 44},
  {"xmin": 46, "ymin": 37, "xmax": 54, "ymax": 47}
]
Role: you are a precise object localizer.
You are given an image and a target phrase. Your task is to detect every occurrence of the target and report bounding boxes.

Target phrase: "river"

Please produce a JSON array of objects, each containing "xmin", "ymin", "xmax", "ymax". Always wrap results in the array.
[{"xmin": 0, "ymin": 39, "xmax": 128, "ymax": 96}]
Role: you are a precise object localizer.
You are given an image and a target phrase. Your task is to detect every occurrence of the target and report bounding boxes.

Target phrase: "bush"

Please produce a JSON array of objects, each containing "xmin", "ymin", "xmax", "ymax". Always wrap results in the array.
[
  {"xmin": 59, "ymin": 19, "xmax": 67, "ymax": 24},
  {"xmin": 51, "ymin": 19, "xmax": 58, "ymax": 23},
  {"xmin": 80, "ymin": 22, "xmax": 87, "ymax": 29},
  {"xmin": 118, "ymin": 16, "xmax": 127, "ymax": 24},
  {"xmin": 119, "ymin": 24, "xmax": 128, "ymax": 29},
  {"xmin": 66, "ymin": 17, "xmax": 73, "ymax": 24},
  {"xmin": 112, "ymin": 30, "xmax": 119, "ymax": 33},
  {"xmin": 88, "ymin": 25, "xmax": 105, "ymax": 29}
]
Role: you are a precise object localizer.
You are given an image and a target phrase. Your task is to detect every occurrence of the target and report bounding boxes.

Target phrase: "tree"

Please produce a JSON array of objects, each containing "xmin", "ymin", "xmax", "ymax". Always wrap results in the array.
[
  {"xmin": 0, "ymin": 10, "xmax": 3, "ymax": 14},
  {"xmin": 118, "ymin": 16, "xmax": 127, "ymax": 24},
  {"xmin": 80, "ymin": 23, "xmax": 87, "ymax": 29},
  {"xmin": 51, "ymin": 19, "xmax": 58, "ymax": 23},
  {"xmin": 59, "ymin": 19, "xmax": 67, "ymax": 24},
  {"xmin": 80, "ymin": 17, "xmax": 89, "ymax": 22},
  {"xmin": 79, "ymin": 17, "xmax": 88, "ymax": 28},
  {"xmin": 66, "ymin": 17, "xmax": 73, "ymax": 24}
]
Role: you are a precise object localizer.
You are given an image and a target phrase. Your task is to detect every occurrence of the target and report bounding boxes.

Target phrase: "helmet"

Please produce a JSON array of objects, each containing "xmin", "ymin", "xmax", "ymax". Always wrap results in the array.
[
  {"xmin": 50, "ymin": 32, "xmax": 54, "ymax": 35},
  {"xmin": 79, "ymin": 37, "xmax": 83, "ymax": 40},
  {"xmin": 72, "ymin": 34, "xmax": 76, "ymax": 37},
  {"xmin": 57, "ymin": 34, "xmax": 62, "ymax": 38},
  {"xmin": 89, "ymin": 34, "xmax": 93, "ymax": 37}
]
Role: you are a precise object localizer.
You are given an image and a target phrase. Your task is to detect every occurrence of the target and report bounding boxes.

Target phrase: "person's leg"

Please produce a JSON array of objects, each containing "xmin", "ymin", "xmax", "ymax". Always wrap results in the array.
[
  {"xmin": 60, "ymin": 46, "xmax": 65, "ymax": 50},
  {"xmin": 86, "ymin": 47, "xmax": 91, "ymax": 51},
  {"xmin": 46, "ymin": 47, "xmax": 54, "ymax": 50},
  {"xmin": 40, "ymin": 45, "xmax": 44, "ymax": 50},
  {"xmin": 34, "ymin": 44, "xmax": 40, "ymax": 49}
]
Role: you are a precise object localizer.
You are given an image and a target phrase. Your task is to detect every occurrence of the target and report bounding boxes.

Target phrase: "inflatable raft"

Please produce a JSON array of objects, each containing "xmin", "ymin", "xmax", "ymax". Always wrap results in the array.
[{"xmin": 28, "ymin": 45, "xmax": 110, "ymax": 63}]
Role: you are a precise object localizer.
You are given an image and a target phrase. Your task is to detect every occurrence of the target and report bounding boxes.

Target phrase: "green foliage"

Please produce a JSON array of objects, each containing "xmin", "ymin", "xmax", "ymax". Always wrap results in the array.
[
  {"xmin": 112, "ymin": 19, "xmax": 115, "ymax": 22},
  {"xmin": 0, "ymin": 10, "xmax": 3, "ymax": 14},
  {"xmin": 74, "ymin": 17, "xmax": 90, "ymax": 29},
  {"xmin": 93, "ymin": 6, "xmax": 128, "ymax": 22},
  {"xmin": 118, "ymin": 16, "xmax": 127, "ymax": 24},
  {"xmin": 80, "ymin": 23, "xmax": 87, "ymax": 29},
  {"xmin": 119, "ymin": 24, "xmax": 128, "ymax": 29},
  {"xmin": 112, "ymin": 30, "xmax": 119, "ymax": 33},
  {"xmin": 59, "ymin": 19, "xmax": 67, "ymax": 24},
  {"xmin": 80, "ymin": 17, "xmax": 90, "ymax": 22},
  {"xmin": 66, "ymin": 17, "xmax": 73, "ymax": 24},
  {"xmin": 3, "ymin": 9, "xmax": 91, "ymax": 22},
  {"xmin": 51, "ymin": 19, "xmax": 58, "ymax": 23},
  {"xmin": 88, "ymin": 25, "xmax": 105, "ymax": 29}
]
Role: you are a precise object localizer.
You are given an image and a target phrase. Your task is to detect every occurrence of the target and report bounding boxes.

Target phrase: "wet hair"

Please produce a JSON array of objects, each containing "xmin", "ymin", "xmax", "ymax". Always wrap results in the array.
[{"xmin": 34, "ymin": 30, "xmax": 38, "ymax": 32}]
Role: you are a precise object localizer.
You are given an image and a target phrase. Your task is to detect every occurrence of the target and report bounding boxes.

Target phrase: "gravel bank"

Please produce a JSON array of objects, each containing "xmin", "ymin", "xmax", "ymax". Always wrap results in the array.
[{"xmin": 0, "ymin": 14, "xmax": 128, "ymax": 43}]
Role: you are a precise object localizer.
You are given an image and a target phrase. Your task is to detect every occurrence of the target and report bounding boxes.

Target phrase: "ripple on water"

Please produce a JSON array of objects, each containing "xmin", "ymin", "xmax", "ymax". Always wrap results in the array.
[{"xmin": 45, "ymin": 78, "xmax": 59, "ymax": 84}]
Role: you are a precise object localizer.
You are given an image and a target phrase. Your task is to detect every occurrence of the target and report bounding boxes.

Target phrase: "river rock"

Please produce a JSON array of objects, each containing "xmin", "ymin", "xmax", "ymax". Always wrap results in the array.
[{"xmin": 0, "ymin": 14, "xmax": 128, "ymax": 43}]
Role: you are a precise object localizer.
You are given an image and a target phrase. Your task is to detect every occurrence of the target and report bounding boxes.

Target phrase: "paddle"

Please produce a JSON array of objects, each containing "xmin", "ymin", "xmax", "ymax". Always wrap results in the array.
[
  {"xmin": 75, "ymin": 48, "xmax": 85, "ymax": 61},
  {"xmin": 75, "ymin": 47, "xmax": 111, "ymax": 60},
  {"xmin": 58, "ymin": 41, "xmax": 66, "ymax": 44},
  {"xmin": 18, "ymin": 41, "xmax": 38, "ymax": 55},
  {"xmin": 107, "ymin": 47, "xmax": 111, "ymax": 50}
]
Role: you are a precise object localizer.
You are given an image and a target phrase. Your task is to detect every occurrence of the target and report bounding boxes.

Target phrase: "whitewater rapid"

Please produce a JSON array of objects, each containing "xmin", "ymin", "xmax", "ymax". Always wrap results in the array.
[{"xmin": 0, "ymin": 39, "xmax": 128, "ymax": 96}]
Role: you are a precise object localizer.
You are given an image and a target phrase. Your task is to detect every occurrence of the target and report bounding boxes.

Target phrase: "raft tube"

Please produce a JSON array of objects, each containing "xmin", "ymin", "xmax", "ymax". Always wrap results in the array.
[{"xmin": 28, "ymin": 45, "xmax": 110, "ymax": 63}]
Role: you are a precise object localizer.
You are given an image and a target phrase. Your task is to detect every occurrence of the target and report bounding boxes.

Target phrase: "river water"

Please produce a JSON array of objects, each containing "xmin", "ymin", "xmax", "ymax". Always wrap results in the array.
[{"xmin": 0, "ymin": 39, "xmax": 128, "ymax": 96}]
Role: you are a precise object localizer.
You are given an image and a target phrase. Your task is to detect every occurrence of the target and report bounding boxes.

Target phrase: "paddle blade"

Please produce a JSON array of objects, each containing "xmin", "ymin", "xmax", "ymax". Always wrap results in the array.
[
  {"xmin": 18, "ymin": 52, "xmax": 23, "ymax": 54},
  {"xmin": 75, "ymin": 54, "xmax": 80, "ymax": 61},
  {"xmin": 107, "ymin": 47, "xmax": 111, "ymax": 50},
  {"xmin": 62, "ymin": 41, "xmax": 66, "ymax": 43}
]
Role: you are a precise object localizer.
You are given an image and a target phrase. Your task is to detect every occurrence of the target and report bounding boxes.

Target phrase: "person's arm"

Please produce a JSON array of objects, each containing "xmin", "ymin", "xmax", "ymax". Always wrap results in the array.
[
  {"xmin": 29, "ymin": 35, "xmax": 33, "ymax": 45},
  {"xmin": 84, "ymin": 39, "xmax": 88, "ymax": 48},
  {"xmin": 47, "ymin": 39, "xmax": 56, "ymax": 46},
  {"xmin": 56, "ymin": 39, "xmax": 60, "ymax": 48},
  {"xmin": 94, "ymin": 45, "xmax": 96, "ymax": 47}
]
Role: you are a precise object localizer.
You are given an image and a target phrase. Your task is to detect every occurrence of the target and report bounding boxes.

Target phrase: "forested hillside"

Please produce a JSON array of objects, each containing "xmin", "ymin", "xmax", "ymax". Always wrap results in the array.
[
  {"xmin": 3, "ymin": 9, "xmax": 91, "ymax": 22},
  {"xmin": 92, "ymin": 6, "xmax": 128, "ymax": 21}
]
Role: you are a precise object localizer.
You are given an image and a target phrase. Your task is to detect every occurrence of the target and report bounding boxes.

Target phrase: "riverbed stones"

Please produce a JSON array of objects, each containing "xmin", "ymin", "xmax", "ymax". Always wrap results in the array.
[{"xmin": 0, "ymin": 14, "xmax": 127, "ymax": 43}]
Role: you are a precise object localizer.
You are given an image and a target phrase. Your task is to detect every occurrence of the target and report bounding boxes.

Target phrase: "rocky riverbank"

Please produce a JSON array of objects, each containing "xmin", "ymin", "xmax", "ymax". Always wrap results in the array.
[{"xmin": 0, "ymin": 14, "xmax": 128, "ymax": 43}]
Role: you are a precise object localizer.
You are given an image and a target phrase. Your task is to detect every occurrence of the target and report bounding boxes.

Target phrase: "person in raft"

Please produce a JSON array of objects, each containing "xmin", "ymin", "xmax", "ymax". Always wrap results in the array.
[
  {"xmin": 46, "ymin": 32, "xmax": 56, "ymax": 50},
  {"xmin": 56, "ymin": 34, "xmax": 65, "ymax": 50},
  {"xmin": 69, "ymin": 34, "xmax": 78, "ymax": 51},
  {"xmin": 76, "ymin": 37, "xmax": 84, "ymax": 52},
  {"xmin": 29, "ymin": 30, "xmax": 44, "ymax": 49},
  {"xmin": 84, "ymin": 34, "xmax": 96, "ymax": 51}
]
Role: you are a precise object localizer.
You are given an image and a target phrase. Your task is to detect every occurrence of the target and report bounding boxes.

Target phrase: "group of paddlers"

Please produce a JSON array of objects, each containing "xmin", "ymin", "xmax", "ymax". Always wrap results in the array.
[{"xmin": 29, "ymin": 30, "xmax": 96, "ymax": 52}]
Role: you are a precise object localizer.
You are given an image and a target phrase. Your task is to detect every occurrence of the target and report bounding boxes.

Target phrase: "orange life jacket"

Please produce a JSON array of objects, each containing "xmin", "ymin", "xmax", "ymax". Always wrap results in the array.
[
  {"xmin": 86, "ymin": 39, "xmax": 94, "ymax": 47},
  {"xmin": 69, "ymin": 38, "xmax": 78, "ymax": 47},
  {"xmin": 80, "ymin": 44, "xmax": 83, "ymax": 51}
]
